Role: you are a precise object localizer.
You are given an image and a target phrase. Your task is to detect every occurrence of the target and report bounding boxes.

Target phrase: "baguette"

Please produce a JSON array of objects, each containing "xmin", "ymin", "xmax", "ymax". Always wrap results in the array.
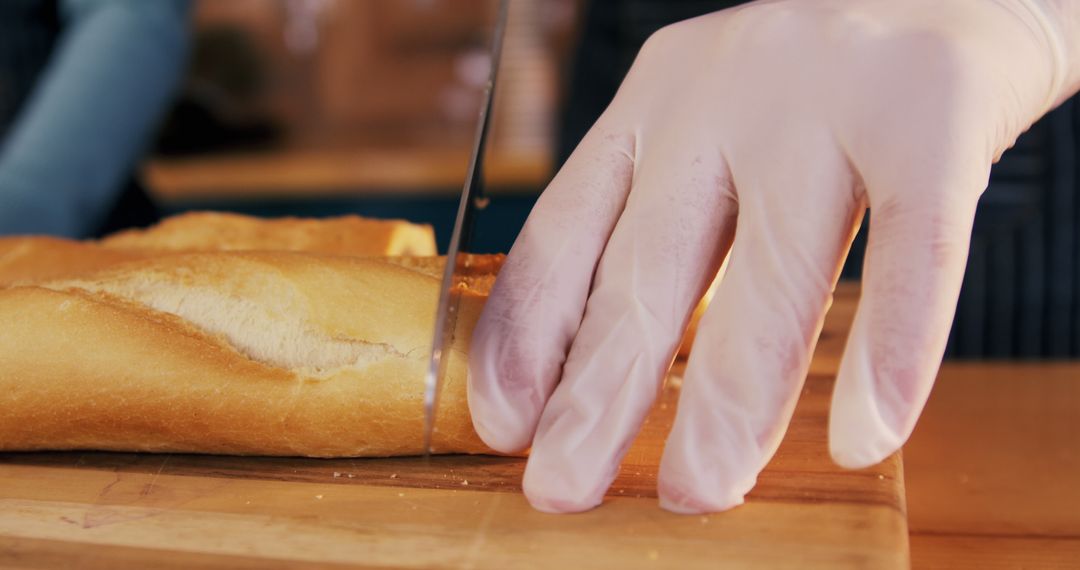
[
  {"xmin": 0, "ymin": 252, "xmax": 501, "ymax": 457},
  {"xmin": 0, "ymin": 213, "xmax": 436, "ymax": 287},
  {"xmin": 100, "ymin": 211, "xmax": 437, "ymax": 256}
]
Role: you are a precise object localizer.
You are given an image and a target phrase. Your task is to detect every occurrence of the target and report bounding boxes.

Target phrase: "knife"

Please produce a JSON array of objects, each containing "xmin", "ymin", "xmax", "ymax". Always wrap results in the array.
[{"xmin": 423, "ymin": 0, "xmax": 509, "ymax": 455}]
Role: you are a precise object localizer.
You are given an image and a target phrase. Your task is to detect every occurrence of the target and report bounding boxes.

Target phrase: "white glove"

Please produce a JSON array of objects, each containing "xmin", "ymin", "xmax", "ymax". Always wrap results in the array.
[{"xmin": 469, "ymin": 0, "xmax": 1080, "ymax": 514}]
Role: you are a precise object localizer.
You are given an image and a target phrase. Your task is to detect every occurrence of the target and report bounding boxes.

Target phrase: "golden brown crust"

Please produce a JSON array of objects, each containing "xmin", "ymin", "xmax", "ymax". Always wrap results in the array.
[
  {"xmin": 0, "ymin": 236, "xmax": 149, "ymax": 286},
  {"xmin": 0, "ymin": 252, "xmax": 501, "ymax": 457},
  {"xmin": 100, "ymin": 211, "xmax": 437, "ymax": 256},
  {"xmin": 1, "ymin": 212, "xmax": 437, "ymax": 287}
]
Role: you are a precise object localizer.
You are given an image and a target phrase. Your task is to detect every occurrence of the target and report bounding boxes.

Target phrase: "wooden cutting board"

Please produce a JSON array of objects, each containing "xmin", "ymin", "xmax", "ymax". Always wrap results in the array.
[{"xmin": 0, "ymin": 283, "xmax": 907, "ymax": 569}]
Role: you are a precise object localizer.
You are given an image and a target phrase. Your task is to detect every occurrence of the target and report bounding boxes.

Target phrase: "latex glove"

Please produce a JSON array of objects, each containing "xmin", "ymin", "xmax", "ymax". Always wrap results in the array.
[{"xmin": 469, "ymin": 0, "xmax": 1080, "ymax": 514}]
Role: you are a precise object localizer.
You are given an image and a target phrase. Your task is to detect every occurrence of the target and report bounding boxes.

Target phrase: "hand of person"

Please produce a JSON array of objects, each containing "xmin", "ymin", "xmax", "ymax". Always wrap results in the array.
[{"xmin": 469, "ymin": 0, "xmax": 1080, "ymax": 513}]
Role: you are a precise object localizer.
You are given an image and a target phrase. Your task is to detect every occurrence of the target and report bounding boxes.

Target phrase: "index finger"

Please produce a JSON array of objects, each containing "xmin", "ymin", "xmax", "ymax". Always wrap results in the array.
[{"xmin": 467, "ymin": 122, "xmax": 635, "ymax": 453}]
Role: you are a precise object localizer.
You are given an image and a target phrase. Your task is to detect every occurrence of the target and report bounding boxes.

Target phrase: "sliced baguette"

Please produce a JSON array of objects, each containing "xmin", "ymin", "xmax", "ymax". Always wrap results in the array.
[{"xmin": 0, "ymin": 252, "xmax": 500, "ymax": 457}]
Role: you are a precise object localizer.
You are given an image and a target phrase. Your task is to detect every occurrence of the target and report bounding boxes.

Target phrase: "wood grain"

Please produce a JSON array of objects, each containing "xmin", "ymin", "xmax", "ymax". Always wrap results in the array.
[
  {"xmin": 909, "ymin": 534, "xmax": 1080, "ymax": 570},
  {"xmin": 904, "ymin": 361, "xmax": 1080, "ymax": 569},
  {"xmin": 0, "ymin": 535, "xmax": 369, "ymax": 570},
  {"xmin": 0, "ymin": 465, "xmax": 904, "ymax": 570},
  {"xmin": 905, "ymin": 363, "xmax": 1080, "ymax": 537}
]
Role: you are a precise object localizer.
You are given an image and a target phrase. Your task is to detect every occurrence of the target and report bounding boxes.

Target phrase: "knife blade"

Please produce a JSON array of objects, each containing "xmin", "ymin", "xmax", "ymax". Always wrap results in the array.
[{"xmin": 423, "ymin": 0, "xmax": 509, "ymax": 455}]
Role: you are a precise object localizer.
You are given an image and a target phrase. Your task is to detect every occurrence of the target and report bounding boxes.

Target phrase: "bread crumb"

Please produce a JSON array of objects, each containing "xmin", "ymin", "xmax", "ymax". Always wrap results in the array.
[
  {"xmin": 877, "ymin": 474, "xmax": 885, "ymax": 480},
  {"xmin": 347, "ymin": 473, "xmax": 355, "ymax": 478},
  {"xmin": 315, "ymin": 494, "xmax": 324, "ymax": 500},
  {"xmin": 333, "ymin": 472, "xmax": 341, "ymax": 478},
  {"xmin": 461, "ymin": 479, "xmax": 469, "ymax": 486},
  {"xmin": 398, "ymin": 492, "xmax": 406, "ymax": 497},
  {"xmin": 699, "ymin": 516, "xmax": 709, "ymax": 524},
  {"xmin": 390, "ymin": 473, "xmax": 398, "ymax": 479},
  {"xmin": 245, "ymin": 501, "xmax": 251, "ymax": 505}
]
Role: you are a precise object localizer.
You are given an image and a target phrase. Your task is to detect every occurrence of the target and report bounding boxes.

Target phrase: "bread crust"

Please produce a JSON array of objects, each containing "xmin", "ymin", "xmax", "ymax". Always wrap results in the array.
[
  {"xmin": 100, "ymin": 211, "xmax": 437, "ymax": 256},
  {"xmin": 0, "ymin": 252, "xmax": 498, "ymax": 457},
  {"xmin": 0, "ymin": 237, "xmax": 148, "ymax": 285}
]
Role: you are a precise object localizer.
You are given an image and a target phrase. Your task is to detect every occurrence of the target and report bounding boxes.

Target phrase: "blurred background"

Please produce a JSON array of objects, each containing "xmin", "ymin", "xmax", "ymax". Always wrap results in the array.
[
  {"xmin": 1, "ymin": 0, "xmax": 1079, "ymax": 359},
  {"xmin": 147, "ymin": 0, "xmax": 573, "ymax": 249}
]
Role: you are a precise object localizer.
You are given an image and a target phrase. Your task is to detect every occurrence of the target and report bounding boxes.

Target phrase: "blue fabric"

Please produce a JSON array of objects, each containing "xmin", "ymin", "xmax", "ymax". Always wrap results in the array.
[{"xmin": 0, "ymin": 0, "xmax": 190, "ymax": 237}]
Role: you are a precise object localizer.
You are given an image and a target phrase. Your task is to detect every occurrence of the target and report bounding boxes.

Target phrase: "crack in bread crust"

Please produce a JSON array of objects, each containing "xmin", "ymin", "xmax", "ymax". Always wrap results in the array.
[{"xmin": 44, "ymin": 280, "xmax": 411, "ymax": 375}]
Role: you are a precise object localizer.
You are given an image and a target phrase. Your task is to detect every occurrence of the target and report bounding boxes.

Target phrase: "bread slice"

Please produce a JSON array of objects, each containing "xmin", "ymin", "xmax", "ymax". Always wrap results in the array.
[
  {"xmin": 0, "ymin": 252, "xmax": 501, "ymax": 457},
  {"xmin": 100, "ymin": 211, "xmax": 436, "ymax": 256}
]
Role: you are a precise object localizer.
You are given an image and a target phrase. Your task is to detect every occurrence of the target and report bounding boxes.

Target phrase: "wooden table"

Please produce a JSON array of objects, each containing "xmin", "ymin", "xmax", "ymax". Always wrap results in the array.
[
  {"xmin": 0, "ymin": 283, "xmax": 909, "ymax": 569},
  {"xmin": 814, "ymin": 286, "xmax": 1080, "ymax": 568},
  {"xmin": 144, "ymin": 147, "xmax": 552, "ymax": 201},
  {"xmin": 904, "ymin": 362, "xmax": 1080, "ymax": 569}
]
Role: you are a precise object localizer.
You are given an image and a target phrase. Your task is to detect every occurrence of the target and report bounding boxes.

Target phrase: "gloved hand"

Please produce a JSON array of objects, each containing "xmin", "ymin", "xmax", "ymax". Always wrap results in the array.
[{"xmin": 469, "ymin": 0, "xmax": 1080, "ymax": 514}]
